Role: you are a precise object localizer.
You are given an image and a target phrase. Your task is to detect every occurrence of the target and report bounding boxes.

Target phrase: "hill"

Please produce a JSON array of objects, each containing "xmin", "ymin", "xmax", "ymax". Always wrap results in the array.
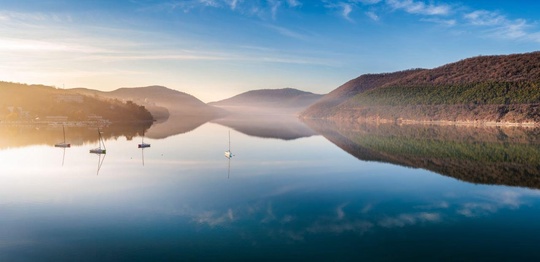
[
  {"xmin": 301, "ymin": 51, "xmax": 540, "ymax": 125},
  {"xmin": 71, "ymin": 85, "xmax": 221, "ymax": 121},
  {"xmin": 209, "ymin": 88, "xmax": 323, "ymax": 115},
  {"xmin": 0, "ymin": 81, "xmax": 153, "ymax": 124},
  {"xmin": 301, "ymin": 69, "xmax": 425, "ymax": 118}
]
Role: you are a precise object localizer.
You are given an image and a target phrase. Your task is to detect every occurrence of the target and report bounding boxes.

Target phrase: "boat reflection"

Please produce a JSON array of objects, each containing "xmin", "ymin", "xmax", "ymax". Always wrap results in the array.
[{"xmin": 95, "ymin": 152, "xmax": 106, "ymax": 175}]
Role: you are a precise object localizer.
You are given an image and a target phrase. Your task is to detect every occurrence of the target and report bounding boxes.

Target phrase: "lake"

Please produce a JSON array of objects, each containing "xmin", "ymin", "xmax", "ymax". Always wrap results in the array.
[{"xmin": 1, "ymin": 117, "xmax": 540, "ymax": 261}]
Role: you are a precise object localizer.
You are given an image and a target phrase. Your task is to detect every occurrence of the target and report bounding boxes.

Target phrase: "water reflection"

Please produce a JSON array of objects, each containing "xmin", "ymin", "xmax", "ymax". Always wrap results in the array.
[
  {"xmin": 0, "ymin": 122, "xmax": 152, "ymax": 150},
  {"xmin": 1, "ymin": 121, "xmax": 540, "ymax": 261},
  {"xmin": 212, "ymin": 114, "xmax": 317, "ymax": 140},
  {"xmin": 304, "ymin": 119, "xmax": 540, "ymax": 189},
  {"xmin": 95, "ymin": 152, "xmax": 106, "ymax": 175}
]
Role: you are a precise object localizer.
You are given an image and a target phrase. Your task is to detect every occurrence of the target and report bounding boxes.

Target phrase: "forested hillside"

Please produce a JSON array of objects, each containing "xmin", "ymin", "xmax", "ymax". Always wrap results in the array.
[{"xmin": 301, "ymin": 51, "xmax": 540, "ymax": 125}]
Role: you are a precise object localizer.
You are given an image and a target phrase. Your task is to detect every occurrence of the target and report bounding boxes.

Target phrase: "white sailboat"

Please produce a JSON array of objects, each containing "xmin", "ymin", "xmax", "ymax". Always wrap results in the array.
[
  {"xmin": 54, "ymin": 125, "xmax": 71, "ymax": 148},
  {"xmin": 138, "ymin": 131, "xmax": 150, "ymax": 148},
  {"xmin": 224, "ymin": 130, "xmax": 233, "ymax": 159},
  {"xmin": 89, "ymin": 128, "xmax": 106, "ymax": 154}
]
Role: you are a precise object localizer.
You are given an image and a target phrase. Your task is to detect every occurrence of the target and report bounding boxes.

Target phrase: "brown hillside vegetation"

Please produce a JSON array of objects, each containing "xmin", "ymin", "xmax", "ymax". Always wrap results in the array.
[
  {"xmin": 301, "ymin": 51, "xmax": 540, "ymax": 125},
  {"xmin": 390, "ymin": 51, "xmax": 540, "ymax": 86},
  {"xmin": 301, "ymin": 69, "xmax": 424, "ymax": 118}
]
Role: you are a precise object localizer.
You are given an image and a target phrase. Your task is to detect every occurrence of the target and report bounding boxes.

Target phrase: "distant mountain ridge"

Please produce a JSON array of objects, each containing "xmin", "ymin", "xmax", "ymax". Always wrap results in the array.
[
  {"xmin": 209, "ymin": 88, "xmax": 323, "ymax": 114},
  {"xmin": 301, "ymin": 51, "xmax": 540, "ymax": 125},
  {"xmin": 71, "ymin": 85, "xmax": 221, "ymax": 121}
]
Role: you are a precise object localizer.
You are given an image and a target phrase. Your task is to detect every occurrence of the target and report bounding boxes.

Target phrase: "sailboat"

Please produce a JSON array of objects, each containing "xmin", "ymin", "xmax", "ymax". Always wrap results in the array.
[
  {"xmin": 138, "ymin": 131, "xmax": 150, "ymax": 148},
  {"xmin": 89, "ymin": 128, "xmax": 106, "ymax": 154},
  {"xmin": 54, "ymin": 125, "xmax": 71, "ymax": 148},
  {"xmin": 224, "ymin": 130, "xmax": 233, "ymax": 158}
]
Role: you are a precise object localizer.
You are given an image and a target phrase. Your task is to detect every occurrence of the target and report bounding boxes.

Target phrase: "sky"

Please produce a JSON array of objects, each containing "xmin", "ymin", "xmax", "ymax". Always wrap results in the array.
[{"xmin": 0, "ymin": 0, "xmax": 539, "ymax": 102}]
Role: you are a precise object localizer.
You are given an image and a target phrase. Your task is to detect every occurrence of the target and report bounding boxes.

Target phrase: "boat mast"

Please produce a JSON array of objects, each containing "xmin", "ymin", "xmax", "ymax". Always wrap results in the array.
[{"xmin": 101, "ymin": 130, "xmax": 106, "ymax": 150}]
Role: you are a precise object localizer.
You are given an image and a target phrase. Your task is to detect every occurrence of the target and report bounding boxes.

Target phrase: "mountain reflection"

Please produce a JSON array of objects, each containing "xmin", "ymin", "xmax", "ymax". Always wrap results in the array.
[
  {"xmin": 211, "ymin": 114, "xmax": 317, "ymax": 140},
  {"xmin": 0, "ymin": 122, "xmax": 152, "ymax": 150},
  {"xmin": 303, "ymin": 119, "xmax": 540, "ymax": 189}
]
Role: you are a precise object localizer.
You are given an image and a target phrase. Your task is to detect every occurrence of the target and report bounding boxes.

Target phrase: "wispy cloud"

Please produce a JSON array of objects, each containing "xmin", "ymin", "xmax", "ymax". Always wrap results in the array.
[
  {"xmin": 341, "ymin": 3, "xmax": 354, "ymax": 21},
  {"xmin": 463, "ymin": 10, "xmax": 537, "ymax": 41},
  {"xmin": 268, "ymin": 0, "xmax": 282, "ymax": 19},
  {"xmin": 357, "ymin": 0, "xmax": 382, "ymax": 4},
  {"xmin": 286, "ymin": 0, "xmax": 302, "ymax": 7},
  {"xmin": 464, "ymin": 10, "xmax": 505, "ymax": 26},
  {"xmin": 228, "ymin": 0, "xmax": 240, "ymax": 10},
  {"xmin": 386, "ymin": 0, "xmax": 451, "ymax": 15},
  {"xmin": 421, "ymin": 18, "xmax": 456, "ymax": 26},
  {"xmin": 264, "ymin": 24, "xmax": 309, "ymax": 40},
  {"xmin": 365, "ymin": 11, "xmax": 379, "ymax": 21},
  {"xmin": 324, "ymin": 2, "xmax": 355, "ymax": 22},
  {"xmin": 386, "ymin": 0, "xmax": 451, "ymax": 16}
]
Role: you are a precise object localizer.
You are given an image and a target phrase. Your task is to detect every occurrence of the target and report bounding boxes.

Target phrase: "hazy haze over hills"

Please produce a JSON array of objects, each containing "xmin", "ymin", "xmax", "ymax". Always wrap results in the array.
[{"xmin": 209, "ymin": 88, "xmax": 323, "ymax": 115}]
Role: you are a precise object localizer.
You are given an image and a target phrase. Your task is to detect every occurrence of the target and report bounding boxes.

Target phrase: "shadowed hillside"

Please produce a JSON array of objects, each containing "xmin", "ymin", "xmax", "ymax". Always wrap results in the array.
[{"xmin": 301, "ymin": 51, "xmax": 540, "ymax": 125}]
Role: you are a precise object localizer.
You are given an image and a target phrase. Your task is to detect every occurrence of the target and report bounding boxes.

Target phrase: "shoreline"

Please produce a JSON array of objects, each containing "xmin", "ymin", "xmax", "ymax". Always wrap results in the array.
[{"xmin": 301, "ymin": 116, "xmax": 540, "ymax": 128}]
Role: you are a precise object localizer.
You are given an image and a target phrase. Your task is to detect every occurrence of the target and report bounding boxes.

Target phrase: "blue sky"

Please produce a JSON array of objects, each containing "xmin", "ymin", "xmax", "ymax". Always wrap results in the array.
[{"xmin": 0, "ymin": 0, "xmax": 539, "ymax": 102}]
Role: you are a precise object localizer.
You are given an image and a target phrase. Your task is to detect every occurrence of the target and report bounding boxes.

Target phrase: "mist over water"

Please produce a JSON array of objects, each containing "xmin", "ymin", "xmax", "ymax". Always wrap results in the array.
[{"xmin": 1, "ymin": 116, "xmax": 540, "ymax": 261}]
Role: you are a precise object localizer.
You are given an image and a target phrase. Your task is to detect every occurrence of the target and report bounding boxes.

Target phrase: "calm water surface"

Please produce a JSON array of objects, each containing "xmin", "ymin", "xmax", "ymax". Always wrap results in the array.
[{"xmin": 1, "ymin": 121, "xmax": 540, "ymax": 261}]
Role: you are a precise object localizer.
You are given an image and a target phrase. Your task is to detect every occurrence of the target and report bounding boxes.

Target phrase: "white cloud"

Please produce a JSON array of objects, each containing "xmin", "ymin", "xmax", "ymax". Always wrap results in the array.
[
  {"xmin": 269, "ymin": 0, "xmax": 282, "ymax": 19},
  {"xmin": 421, "ymin": 18, "xmax": 456, "ymax": 26},
  {"xmin": 228, "ymin": 0, "xmax": 240, "ymax": 10},
  {"xmin": 464, "ymin": 10, "xmax": 505, "ymax": 26},
  {"xmin": 366, "ymin": 11, "xmax": 379, "ymax": 21},
  {"xmin": 386, "ymin": 0, "xmax": 451, "ymax": 16},
  {"xmin": 342, "ymin": 3, "xmax": 354, "ymax": 21},
  {"xmin": 323, "ymin": 2, "xmax": 355, "ymax": 22},
  {"xmin": 357, "ymin": 0, "xmax": 382, "ymax": 4},
  {"xmin": 199, "ymin": 0, "xmax": 220, "ymax": 7},
  {"xmin": 264, "ymin": 24, "xmax": 308, "ymax": 40},
  {"xmin": 463, "ymin": 9, "xmax": 538, "ymax": 41},
  {"xmin": 286, "ymin": 0, "xmax": 302, "ymax": 7}
]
